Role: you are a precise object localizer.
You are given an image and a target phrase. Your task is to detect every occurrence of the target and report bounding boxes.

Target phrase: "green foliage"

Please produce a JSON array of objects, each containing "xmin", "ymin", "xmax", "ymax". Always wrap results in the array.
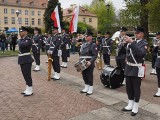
[
  {"xmin": 77, "ymin": 22, "xmax": 95, "ymax": 34},
  {"xmin": 43, "ymin": 0, "xmax": 63, "ymax": 33},
  {"xmin": 86, "ymin": 0, "xmax": 116, "ymax": 33}
]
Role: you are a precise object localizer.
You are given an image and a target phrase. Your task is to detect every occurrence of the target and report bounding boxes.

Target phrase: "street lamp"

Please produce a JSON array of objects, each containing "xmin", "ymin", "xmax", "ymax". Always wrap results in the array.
[
  {"xmin": 16, "ymin": 10, "xmax": 20, "ymax": 39},
  {"xmin": 106, "ymin": 3, "xmax": 110, "ymax": 31}
]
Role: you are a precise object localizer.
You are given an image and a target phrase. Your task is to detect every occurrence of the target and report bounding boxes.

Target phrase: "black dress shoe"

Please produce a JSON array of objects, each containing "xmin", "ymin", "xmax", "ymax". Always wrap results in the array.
[
  {"xmin": 131, "ymin": 112, "xmax": 137, "ymax": 116},
  {"xmin": 86, "ymin": 93, "xmax": 92, "ymax": 96},
  {"xmin": 122, "ymin": 108, "xmax": 132, "ymax": 112},
  {"xmin": 21, "ymin": 92, "xmax": 25, "ymax": 95},
  {"xmin": 24, "ymin": 93, "xmax": 33, "ymax": 97},
  {"xmin": 62, "ymin": 66, "xmax": 67, "ymax": 68},
  {"xmin": 153, "ymin": 94, "xmax": 160, "ymax": 97},
  {"xmin": 52, "ymin": 78, "xmax": 60, "ymax": 81},
  {"xmin": 80, "ymin": 91, "xmax": 87, "ymax": 93}
]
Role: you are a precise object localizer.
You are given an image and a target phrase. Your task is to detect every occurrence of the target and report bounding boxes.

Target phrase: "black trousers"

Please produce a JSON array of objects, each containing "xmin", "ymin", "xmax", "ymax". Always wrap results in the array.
[
  {"xmin": 126, "ymin": 76, "xmax": 141, "ymax": 102},
  {"xmin": 82, "ymin": 65, "xmax": 94, "ymax": 86},
  {"xmin": 12, "ymin": 44, "xmax": 16, "ymax": 52},
  {"xmin": 20, "ymin": 63, "xmax": 32, "ymax": 86},
  {"xmin": 156, "ymin": 68, "xmax": 160, "ymax": 87},
  {"xmin": 62, "ymin": 50, "xmax": 68, "ymax": 62},
  {"xmin": 152, "ymin": 55, "xmax": 157, "ymax": 68},
  {"xmin": 116, "ymin": 59, "xmax": 126, "ymax": 69},
  {"xmin": 33, "ymin": 52, "xmax": 40, "ymax": 65},
  {"xmin": 103, "ymin": 54, "xmax": 110, "ymax": 65},
  {"xmin": 67, "ymin": 49, "xmax": 70, "ymax": 57},
  {"xmin": 52, "ymin": 56, "xmax": 60, "ymax": 73}
]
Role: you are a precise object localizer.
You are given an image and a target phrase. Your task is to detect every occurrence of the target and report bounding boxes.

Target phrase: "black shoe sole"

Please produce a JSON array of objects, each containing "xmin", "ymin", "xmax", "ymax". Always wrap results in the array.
[
  {"xmin": 24, "ymin": 93, "xmax": 33, "ymax": 97},
  {"xmin": 33, "ymin": 70, "xmax": 40, "ymax": 72},
  {"xmin": 122, "ymin": 108, "xmax": 132, "ymax": 112},
  {"xmin": 80, "ymin": 91, "xmax": 87, "ymax": 93},
  {"xmin": 86, "ymin": 93, "xmax": 92, "ymax": 95},
  {"xmin": 153, "ymin": 95, "xmax": 160, "ymax": 97},
  {"xmin": 131, "ymin": 112, "xmax": 137, "ymax": 116}
]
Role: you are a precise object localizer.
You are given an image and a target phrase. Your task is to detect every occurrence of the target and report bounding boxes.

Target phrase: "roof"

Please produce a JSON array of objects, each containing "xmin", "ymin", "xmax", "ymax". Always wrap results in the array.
[
  {"xmin": 63, "ymin": 6, "xmax": 97, "ymax": 17},
  {"xmin": 0, "ymin": 0, "xmax": 48, "ymax": 8}
]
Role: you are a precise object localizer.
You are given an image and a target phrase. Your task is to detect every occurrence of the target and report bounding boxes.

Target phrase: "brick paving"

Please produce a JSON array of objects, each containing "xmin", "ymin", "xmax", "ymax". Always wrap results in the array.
[
  {"xmin": 0, "ymin": 56, "xmax": 105, "ymax": 120},
  {"xmin": 0, "ymin": 53, "xmax": 160, "ymax": 120},
  {"xmin": 61, "ymin": 53, "xmax": 160, "ymax": 105}
]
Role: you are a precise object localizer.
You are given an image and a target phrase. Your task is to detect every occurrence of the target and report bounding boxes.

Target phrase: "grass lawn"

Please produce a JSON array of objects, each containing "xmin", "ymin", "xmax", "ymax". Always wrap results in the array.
[{"xmin": 0, "ymin": 50, "xmax": 19, "ymax": 57}]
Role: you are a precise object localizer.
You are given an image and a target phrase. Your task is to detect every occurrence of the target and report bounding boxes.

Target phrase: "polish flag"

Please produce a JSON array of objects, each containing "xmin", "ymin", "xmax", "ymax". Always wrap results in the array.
[
  {"xmin": 69, "ymin": 6, "xmax": 79, "ymax": 33},
  {"xmin": 51, "ymin": 5, "xmax": 61, "ymax": 33}
]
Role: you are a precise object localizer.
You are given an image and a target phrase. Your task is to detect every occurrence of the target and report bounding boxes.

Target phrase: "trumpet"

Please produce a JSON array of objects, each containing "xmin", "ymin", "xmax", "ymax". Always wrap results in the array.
[{"xmin": 96, "ymin": 52, "xmax": 103, "ymax": 70}]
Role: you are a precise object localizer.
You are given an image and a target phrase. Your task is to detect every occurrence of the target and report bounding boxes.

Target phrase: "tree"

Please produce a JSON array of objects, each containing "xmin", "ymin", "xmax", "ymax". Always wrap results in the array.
[
  {"xmin": 43, "ymin": 0, "xmax": 63, "ymax": 33},
  {"xmin": 119, "ymin": 0, "xmax": 149, "ymax": 40},
  {"xmin": 89, "ymin": 0, "xmax": 116, "ymax": 33}
]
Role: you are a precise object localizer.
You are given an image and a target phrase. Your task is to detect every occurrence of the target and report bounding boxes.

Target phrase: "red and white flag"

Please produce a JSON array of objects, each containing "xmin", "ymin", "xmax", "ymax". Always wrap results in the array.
[
  {"xmin": 69, "ymin": 6, "xmax": 79, "ymax": 33},
  {"xmin": 51, "ymin": 5, "xmax": 61, "ymax": 33}
]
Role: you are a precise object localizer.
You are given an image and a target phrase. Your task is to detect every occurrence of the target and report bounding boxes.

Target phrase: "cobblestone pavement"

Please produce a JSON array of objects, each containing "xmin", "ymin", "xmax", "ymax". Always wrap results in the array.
[
  {"xmin": 0, "ymin": 56, "xmax": 105, "ymax": 120},
  {"xmin": 0, "ymin": 54, "xmax": 160, "ymax": 120}
]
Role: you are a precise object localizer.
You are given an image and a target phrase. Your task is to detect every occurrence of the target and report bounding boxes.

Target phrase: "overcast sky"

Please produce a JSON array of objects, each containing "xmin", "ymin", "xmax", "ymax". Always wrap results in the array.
[{"xmin": 59, "ymin": 0, "xmax": 125, "ymax": 11}]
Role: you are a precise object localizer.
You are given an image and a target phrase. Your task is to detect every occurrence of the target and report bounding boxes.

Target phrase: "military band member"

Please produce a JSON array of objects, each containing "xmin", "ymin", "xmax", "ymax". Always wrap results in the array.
[
  {"xmin": 80, "ymin": 30, "xmax": 98, "ymax": 95},
  {"xmin": 122, "ymin": 27, "xmax": 148, "ymax": 116},
  {"xmin": 96, "ymin": 32, "xmax": 103, "ymax": 52},
  {"xmin": 150, "ymin": 32, "xmax": 160, "ymax": 75},
  {"xmin": 60, "ymin": 28, "xmax": 70, "ymax": 68},
  {"xmin": 115, "ymin": 27, "xmax": 128, "ymax": 70},
  {"xmin": 101, "ymin": 32, "xmax": 113, "ymax": 67},
  {"xmin": 32, "ymin": 27, "xmax": 42, "ymax": 71},
  {"xmin": 18, "ymin": 27, "xmax": 34, "ymax": 96},
  {"xmin": 48, "ymin": 27, "xmax": 62, "ymax": 80},
  {"xmin": 116, "ymin": 27, "xmax": 128, "ymax": 85},
  {"xmin": 45, "ymin": 33, "xmax": 52, "ymax": 63},
  {"xmin": 154, "ymin": 37, "xmax": 160, "ymax": 97}
]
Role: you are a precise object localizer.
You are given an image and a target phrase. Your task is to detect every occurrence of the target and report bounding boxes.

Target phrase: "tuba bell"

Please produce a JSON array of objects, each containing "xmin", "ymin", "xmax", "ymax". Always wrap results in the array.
[{"xmin": 96, "ymin": 52, "xmax": 103, "ymax": 70}]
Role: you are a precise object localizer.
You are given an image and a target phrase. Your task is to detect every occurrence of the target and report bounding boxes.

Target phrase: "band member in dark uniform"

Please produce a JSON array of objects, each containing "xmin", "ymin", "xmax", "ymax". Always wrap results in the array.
[
  {"xmin": 60, "ymin": 28, "xmax": 70, "ymax": 68},
  {"xmin": 32, "ymin": 27, "xmax": 42, "ymax": 71},
  {"xmin": 96, "ymin": 32, "xmax": 103, "ymax": 52},
  {"xmin": 115, "ymin": 27, "xmax": 128, "ymax": 84},
  {"xmin": 154, "ymin": 37, "xmax": 160, "ymax": 97},
  {"xmin": 48, "ymin": 27, "xmax": 62, "ymax": 80},
  {"xmin": 150, "ymin": 32, "xmax": 160, "ymax": 75},
  {"xmin": 18, "ymin": 26, "xmax": 34, "ymax": 96},
  {"xmin": 80, "ymin": 30, "xmax": 98, "ymax": 95},
  {"xmin": 101, "ymin": 32, "xmax": 113, "ymax": 67},
  {"xmin": 44, "ymin": 33, "xmax": 52, "ymax": 63},
  {"xmin": 10, "ymin": 32, "xmax": 18, "ymax": 52},
  {"xmin": 122, "ymin": 27, "xmax": 148, "ymax": 116}
]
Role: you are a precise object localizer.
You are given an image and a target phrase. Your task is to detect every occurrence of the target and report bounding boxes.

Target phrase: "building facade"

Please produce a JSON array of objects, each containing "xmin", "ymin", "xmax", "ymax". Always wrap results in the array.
[
  {"xmin": 63, "ymin": 5, "xmax": 98, "ymax": 31},
  {"xmin": 0, "ymin": 0, "xmax": 48, "ymax": 31}
]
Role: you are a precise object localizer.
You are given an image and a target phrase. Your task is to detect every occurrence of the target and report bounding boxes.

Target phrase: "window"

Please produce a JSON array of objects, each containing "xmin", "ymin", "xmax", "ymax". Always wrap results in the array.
[
  {"xmin": 11, "ymin": 9, "xmax": 15, "ymax": 14},
  {"xmin": 89, "ymin": 18, "xmax": 92, "ymax": 23},
  {"xmin": 17, "ymin": 0, "xmax": 21, "ymax": 5},
  {"xmin": 4, "ymin": 17, "xmax": 8, "ymax": 24},
  {"xmin": 83, "ymin": 18, "xmax": 86, "ymax": 23},
  {"xmin": 25, "ymin": 18, "xmax": 28, "ymax": 25},
  {"xmin": 4, "ymin": 8, "xmax": 7, "ymax": 14},
  {"xmin": 38, "ymin": 19, "xmax": 41, "ymax": 25},
  {"xmin": 32, "ymin": 18, "xmax": 34, "ymax": 25},
  {"xmin": 18, "ymin": 9, "xmax": 22, "ymax": 14},
  {"xmin": 31, "ymin": 11, "xmax": 34, "ymax": 16},
  {"xmin": 38, "ymin": 11, "xmax": 41, "ymax": 16},
  {"xmin": 12, "ymin": 17, "xmax": 15, "ymax": 24},
  {"xmin": 2, "ymin": 0, "xmax": 7, "ymax": 4},
  {"xmin": 19, "ymin": 17, "xmax": 22, "ymax": 24},
  {"xmin": 25, "ymin": 10, "xmax": 28, "ymax": 15}
]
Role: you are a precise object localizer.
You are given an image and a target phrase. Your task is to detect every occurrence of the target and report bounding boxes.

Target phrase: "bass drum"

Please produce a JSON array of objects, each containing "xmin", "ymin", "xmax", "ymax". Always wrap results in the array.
[{"xmin": 100, "ymin": 66, "xmax": 124, "ymax": 89}]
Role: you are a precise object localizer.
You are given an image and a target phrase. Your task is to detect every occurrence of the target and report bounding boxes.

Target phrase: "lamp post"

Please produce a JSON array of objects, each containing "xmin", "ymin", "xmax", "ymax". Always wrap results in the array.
[
  {"xmin": 16, "ymin": 10, "xmax": 20, "ymax": 39},
  {"xmin": 106, "ymin": 3, "xmax": 110, "ymax": 31}
]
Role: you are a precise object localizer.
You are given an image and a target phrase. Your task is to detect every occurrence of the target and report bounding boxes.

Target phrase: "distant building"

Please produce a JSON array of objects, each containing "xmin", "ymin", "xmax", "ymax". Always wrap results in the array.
[
  {"xmin": 0, "ymin": 0, "xmax": 48, "ymax": 31},
  {"xmin": 63, "ymin": 4, "xmax": 98, "ymax": 31}
]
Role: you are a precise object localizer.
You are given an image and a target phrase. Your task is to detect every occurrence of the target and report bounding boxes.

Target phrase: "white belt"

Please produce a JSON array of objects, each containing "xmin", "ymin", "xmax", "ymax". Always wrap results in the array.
[
  {"xmin": 18, "ymin": 53, "xmax": 30, "ymax": 56},
  {"xmin": 33, "ymin": 44, "xmax": 38, "ymax": 45},
  {"xmin": 103, "ymin": 46, "xmax": 110, "ymax": 47},
  {"xmin": 50, "ymin": 47, "xmax": 55, "ymax": 48},
  {"xmin": 127, "ymin": 62, "xmax": 142, "ymax": 67},
  {"xmin": 80, "ymin": 56, "xmax": 92, "ymax": 59},
  {"xmin": 46, "ymin": 44, "xmax": 50, "ymax": 45},
  {"xmin": 158, "ymin": 56, "xmax": 160, "ymax": 58}
]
